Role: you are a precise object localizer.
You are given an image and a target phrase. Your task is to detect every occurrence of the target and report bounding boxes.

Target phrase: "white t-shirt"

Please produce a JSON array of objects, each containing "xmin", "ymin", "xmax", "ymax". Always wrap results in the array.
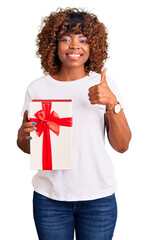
[{"xmin": 21, "ymin": 70, "xmax": 124, "ymax": 201}]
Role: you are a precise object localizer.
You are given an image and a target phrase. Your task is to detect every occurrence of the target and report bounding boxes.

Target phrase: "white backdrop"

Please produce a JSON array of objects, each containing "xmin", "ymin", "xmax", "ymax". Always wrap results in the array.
[{"xmin": 0, "ymin": 0, "xmax": 148, "ymax": 239}]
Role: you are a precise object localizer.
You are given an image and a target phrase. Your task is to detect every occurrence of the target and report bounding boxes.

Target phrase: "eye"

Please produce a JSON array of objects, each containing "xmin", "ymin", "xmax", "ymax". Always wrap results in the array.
[
  {"xmin": 60, "ymin": 36, "xmax": 70, "ymax": 42},
  {"xmin": 80, "ymin": 40, "xmax": 87, "ymax": 43},
  {"xmin": 61, "ymin": 38, "xmax": 69, "ymax": 42}
]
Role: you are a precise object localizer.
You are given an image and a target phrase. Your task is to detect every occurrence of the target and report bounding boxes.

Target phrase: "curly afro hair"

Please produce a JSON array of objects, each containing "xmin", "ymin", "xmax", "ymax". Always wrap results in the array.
[{"xmin": 36, "ymin": 7, "xmax": 109, "ymax": 75}]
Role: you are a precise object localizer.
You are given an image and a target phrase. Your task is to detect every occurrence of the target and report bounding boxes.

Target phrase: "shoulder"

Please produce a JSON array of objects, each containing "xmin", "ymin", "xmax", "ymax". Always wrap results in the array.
[{"xmin": 27, "ymin": 75, "xmax": 48, "ymax": 92}]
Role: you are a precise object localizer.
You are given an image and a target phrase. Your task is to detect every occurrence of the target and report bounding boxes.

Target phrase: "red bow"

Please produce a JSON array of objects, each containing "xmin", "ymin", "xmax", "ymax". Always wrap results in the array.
[{"xmin": 30, "ymin": 102, "xmax": 72, "ymax": 170}]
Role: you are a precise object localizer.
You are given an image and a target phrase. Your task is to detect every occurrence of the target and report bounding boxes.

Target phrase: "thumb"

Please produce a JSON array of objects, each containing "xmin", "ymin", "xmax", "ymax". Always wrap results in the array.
[
  {"xmin": 101, "ymin": 68, "xmax": 107, "ymax": 83},
  {"xmin": 23, "ymin": 110, "xmax": 29, "ymax": 123}
]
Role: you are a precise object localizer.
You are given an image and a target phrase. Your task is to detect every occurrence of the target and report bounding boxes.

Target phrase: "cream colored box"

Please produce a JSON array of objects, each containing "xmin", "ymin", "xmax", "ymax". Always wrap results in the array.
[{"xmin": 29, "ymin": 100, "xmax": 73, "ymax": 170}]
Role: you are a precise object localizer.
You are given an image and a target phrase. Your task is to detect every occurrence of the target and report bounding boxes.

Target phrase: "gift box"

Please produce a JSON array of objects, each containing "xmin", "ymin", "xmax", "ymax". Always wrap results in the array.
[{"xmin": 29, "ymin": 99, "xmax": 73, "ymax": 170}]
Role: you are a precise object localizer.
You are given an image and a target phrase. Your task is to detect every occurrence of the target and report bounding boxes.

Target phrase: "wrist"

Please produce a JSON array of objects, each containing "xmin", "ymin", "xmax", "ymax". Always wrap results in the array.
[
  {"xmin": 106, "ymin": 101, "xmax": 121, "ymax": 114},
  {"xmin": 106, "ymin": 99, "xmax": 118, "ymax": 110}
]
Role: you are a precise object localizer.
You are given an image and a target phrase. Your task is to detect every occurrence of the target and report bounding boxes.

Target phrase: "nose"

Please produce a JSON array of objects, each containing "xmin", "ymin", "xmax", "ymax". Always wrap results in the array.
[
  {"xmin": 69, "ymin": 45, "xmax": 80, "ymax": 50},
  {"xmin": 69, "ymin": 40, "xmax": 80, "ymax": 49}
]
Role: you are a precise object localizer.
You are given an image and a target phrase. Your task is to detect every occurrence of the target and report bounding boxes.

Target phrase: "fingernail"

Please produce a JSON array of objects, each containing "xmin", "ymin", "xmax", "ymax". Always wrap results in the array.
[
  {"xmin": 32, "ymin": 122, "xmax": 37, "ymax": 125},
  {"xmin": 25, "ymin": 110, "xmax": 28, "ymax": 113},
  {"xmin": 29, "ymin": 137, "xmax": 32, "ymax": 140},
  {"xmin": 32, "ymin": 127, "xmax": 37, "ymax": 130}
]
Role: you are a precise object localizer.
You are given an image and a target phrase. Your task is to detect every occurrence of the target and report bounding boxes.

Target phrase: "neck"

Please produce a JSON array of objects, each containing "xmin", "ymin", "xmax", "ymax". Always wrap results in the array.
[{"xmin": 53, "ymin": 66, "xmax": 89, "ymax": 82}]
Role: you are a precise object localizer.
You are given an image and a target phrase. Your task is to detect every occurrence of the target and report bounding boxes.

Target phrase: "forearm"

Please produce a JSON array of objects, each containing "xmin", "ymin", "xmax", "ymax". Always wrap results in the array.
[{"xmin": 105, "ymin": 110, "xmax": 132, "ymax": 153}]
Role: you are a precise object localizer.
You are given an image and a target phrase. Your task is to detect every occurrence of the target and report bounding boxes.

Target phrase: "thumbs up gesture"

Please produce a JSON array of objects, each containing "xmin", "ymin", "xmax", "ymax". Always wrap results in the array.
[{"xmin": 88, "ymin": 69, "xmax": 118, "ymax": 110}]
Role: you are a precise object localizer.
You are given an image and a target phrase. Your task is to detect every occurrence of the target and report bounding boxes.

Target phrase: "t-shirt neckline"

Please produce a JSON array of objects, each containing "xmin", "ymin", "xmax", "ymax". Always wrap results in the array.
[{"xmin": 46, "ymin": 70, "xmax": 94, "ymax": 85}]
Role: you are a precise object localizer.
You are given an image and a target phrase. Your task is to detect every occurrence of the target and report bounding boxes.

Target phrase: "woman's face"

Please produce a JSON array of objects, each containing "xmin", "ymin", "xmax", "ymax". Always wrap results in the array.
[{"xmin": 57, "ymin": 33, "xmax": 90, "ymax": 69}]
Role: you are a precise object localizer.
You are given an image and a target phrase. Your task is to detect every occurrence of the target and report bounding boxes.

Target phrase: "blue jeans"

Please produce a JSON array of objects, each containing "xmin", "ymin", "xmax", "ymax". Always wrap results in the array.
[{"xmin": 33, "ymin": 191, "xmax": 117, "ymax": 240}]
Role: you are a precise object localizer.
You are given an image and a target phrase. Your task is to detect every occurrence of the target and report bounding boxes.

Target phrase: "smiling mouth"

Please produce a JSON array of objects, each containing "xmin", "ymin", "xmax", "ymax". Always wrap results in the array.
[{"xmin": 65, "ymin": 53, "xmax": 83, "ymax": 60}]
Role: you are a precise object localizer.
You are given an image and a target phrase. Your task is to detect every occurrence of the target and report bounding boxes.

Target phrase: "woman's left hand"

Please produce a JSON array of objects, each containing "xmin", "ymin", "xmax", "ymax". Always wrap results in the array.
[{"xmin": 88, "ymin": 69, "xmax": 118, "ymax": 110}]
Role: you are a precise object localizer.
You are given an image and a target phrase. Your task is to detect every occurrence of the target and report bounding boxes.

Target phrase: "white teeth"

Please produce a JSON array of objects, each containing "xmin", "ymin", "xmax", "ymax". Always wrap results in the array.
[{"xmin": 68, "ymin": 54, "xmax": 81, "ymax": 57}]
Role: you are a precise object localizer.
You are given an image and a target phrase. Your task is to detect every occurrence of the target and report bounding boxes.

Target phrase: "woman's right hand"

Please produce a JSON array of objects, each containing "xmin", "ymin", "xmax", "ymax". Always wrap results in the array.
[{"xmin": 17, "ymin": 110, "xmax": 37, "ymax": 153}]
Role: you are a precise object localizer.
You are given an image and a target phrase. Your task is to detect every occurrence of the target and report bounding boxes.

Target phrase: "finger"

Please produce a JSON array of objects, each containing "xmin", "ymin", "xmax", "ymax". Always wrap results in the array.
[
  {"xmin": 22, "ymin": 129, "xmax": 33, "ymax": 140},
  {"xmin": 25, "ymin": 135, "xmax": 32, "ymax": 140},
  {"xmin": 101, "ymin": 68, "xmax": 107, "ymax": 83},
  {"xmin": 88, "ymin": 91, "xmax": 96, "ymax": 98},
  {"xmin": 89, "ymin": 97, "xmax": 108, "ymax": 105},
  {"xmin": 89, "ymin": 93, "xmax": 108, "ymax": 101},
  {"xmin": 88, "ymin": 85, "xmax": 101, "ymax": 97},
  {"xmin": 24, "ymin": 126, "xmax": 37, "ymax": 133},
  {"xmin": 24, "ymin": 121, "xmax": 37, "ymax": 128},
  {"xmin": 19, "ymin": 131, "xmax": 33, "ymax": 141},
  {"xmin": 88, "ymin": 84, "xmax": 99, "ymax": 92},
  {"xmin": 90, "ymin": 99, "xmax": 100, "ymax": 105},
  {"xmin": 23, "ymin": 110, "xmax": 29, "ymax": 123}
]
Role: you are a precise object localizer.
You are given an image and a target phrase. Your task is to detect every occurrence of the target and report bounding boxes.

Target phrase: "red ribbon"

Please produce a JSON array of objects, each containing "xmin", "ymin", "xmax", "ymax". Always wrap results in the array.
[{"xmin": 30, "ymin": 102, "xmax": 72, "ymax": 170}]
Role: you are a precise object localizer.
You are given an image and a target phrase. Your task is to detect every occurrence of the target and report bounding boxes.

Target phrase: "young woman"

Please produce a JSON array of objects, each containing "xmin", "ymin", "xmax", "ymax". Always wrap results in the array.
[{"xmin": 17, "ymin": 7, "xmax": 131, "ymax": 240}]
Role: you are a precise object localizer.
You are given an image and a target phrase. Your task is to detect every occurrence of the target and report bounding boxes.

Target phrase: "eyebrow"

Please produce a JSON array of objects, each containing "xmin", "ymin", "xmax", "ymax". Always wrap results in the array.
[{"xmin": 65, "ymin": 34, "xmax": 87, "ymax": 38}]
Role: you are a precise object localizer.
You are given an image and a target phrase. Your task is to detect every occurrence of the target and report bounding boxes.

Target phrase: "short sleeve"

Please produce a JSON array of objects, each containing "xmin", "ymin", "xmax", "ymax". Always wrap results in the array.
[
  {"xmin": 106, "ymin": 76, "xmax": 124, "ymax": 110},
  {"xmin": 21, "ymin": 89, "xmax": 31, "ymax": 118}
]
